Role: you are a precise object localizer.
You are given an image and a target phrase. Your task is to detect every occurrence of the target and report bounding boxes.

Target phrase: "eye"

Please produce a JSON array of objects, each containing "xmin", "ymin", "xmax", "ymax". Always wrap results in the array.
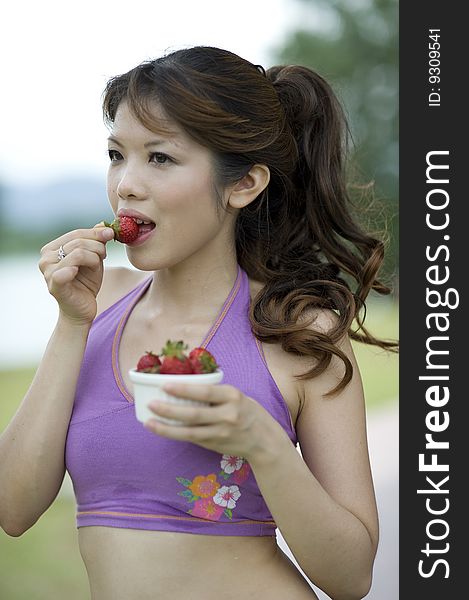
[
  {"xmin": 108, "ymin": 149, "xmax": 123, "ymax": 162},
  {"xmin": 149, "ymin": 152, "xmax": 171, "ymax": 165}
]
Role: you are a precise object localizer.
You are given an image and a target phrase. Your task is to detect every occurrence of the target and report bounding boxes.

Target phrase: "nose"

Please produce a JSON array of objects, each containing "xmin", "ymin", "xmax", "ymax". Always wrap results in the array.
[{"xmin": 115, "ymin": 164, "xmax": 147, "ymax": 200}]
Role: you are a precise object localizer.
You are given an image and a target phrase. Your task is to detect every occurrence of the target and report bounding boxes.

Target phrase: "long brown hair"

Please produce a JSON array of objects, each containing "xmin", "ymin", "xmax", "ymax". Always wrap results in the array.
[{"xmin": 102, "ymin": 46, "xmax": 398, "ymax": 395}]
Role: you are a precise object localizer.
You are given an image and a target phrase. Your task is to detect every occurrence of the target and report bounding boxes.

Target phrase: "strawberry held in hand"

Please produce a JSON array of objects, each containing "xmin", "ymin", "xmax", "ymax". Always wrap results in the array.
[
  {"xmin": 136, "ymin": 351, "xmax": 161, "ymax": 374},
  {"xmin": 159, "ymin": 340, "xmax": 194, "ymax": 375},
  {"xmin": 189, "ymin": 347, "xmax": 218, "ymax": 374},
  {"xmin": 103, "ymin": 216, "xmax": 139, "ymax": 244}
]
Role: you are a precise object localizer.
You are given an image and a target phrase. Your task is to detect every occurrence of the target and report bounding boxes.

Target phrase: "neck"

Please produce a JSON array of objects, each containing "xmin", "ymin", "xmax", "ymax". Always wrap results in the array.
[{"xmin": 143, "ymin": 256, "xmax": 240, "ymax": 323}]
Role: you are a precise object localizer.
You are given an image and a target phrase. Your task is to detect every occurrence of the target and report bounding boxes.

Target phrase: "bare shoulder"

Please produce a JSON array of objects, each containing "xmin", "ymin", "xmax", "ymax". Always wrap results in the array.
[
  {"xmin": 249, "ymin": 278, "xmax": 340, "ymax": 336},
  {"xmin": 298, "ymin": 306, "xmax": 358, "ymax": 401},
  {"xmin": 248, "ymin": 280, "xmax": 343, "ymax": 425},
  {"xmin": 300, "ymin": 305, "xmax": 341, "ymax": 333},
  {"xmin": 249, "ymin": 280, "xmax": 364, "ymax": 442},
  {"xmin": 96, "ymin": 267, "xmax": 150, "ymax": 318}
]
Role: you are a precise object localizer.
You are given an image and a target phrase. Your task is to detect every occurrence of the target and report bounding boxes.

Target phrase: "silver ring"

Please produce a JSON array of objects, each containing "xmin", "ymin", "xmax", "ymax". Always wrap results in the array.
[{"xmin": 57, "ymin": 245, "xmax": 66, "ymax": 261}]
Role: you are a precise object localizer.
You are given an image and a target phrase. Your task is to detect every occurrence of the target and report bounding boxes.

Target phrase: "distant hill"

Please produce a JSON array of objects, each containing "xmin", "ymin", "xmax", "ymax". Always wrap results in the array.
[{"xmin": 1, "ymin": 176, "xmax": 114, "ymax": 231}]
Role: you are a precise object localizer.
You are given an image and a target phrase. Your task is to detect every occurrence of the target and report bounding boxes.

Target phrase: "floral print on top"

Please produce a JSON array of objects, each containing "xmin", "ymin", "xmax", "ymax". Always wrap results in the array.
[{"xmin": 176, "ymin": 454, "xmax": 251, "ymax": 521}]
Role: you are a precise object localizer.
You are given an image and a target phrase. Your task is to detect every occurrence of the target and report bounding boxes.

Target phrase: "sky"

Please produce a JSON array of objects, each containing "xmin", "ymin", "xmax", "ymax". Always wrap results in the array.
[{"xmin": 0, "ymin": 0, "xmax": 305, "ymax": 186}]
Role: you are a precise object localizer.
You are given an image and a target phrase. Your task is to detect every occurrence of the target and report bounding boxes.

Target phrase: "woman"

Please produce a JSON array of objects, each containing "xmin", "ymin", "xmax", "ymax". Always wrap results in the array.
[{"xmin": 0, "ymin": 46, "xmax": 397, "ymax": 599}]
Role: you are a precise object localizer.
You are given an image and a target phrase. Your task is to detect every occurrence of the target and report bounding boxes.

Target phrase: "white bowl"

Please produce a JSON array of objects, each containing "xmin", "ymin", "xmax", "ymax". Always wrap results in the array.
[{"xmin": 128, "ymin": 368, "xmax": 224, "ymax": 425}]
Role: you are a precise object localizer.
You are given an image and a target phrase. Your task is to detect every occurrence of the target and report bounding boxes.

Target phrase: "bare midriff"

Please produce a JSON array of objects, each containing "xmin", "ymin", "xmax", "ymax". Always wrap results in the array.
[{"xmin": 78, "ymin": 527, "xmax": 318, "ymax": 599}]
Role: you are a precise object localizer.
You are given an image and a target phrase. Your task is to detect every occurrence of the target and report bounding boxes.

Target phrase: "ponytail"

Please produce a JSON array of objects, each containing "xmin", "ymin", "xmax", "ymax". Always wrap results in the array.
[{"xmin": 245, "ymin": 65, "xmax": 397, "ymax": 394}]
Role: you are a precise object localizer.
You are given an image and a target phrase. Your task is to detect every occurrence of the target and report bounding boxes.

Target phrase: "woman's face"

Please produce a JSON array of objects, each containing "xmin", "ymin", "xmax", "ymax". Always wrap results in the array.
[{"xmin": 106, "ymin": 101, "xmax": 236, "ymax": 271}]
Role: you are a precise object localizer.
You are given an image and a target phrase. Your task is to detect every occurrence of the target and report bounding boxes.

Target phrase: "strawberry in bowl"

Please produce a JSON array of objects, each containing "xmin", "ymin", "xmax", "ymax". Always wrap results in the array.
[{"xmin": 129, "ymin": 340, "xmax": 223, "ymax": 424}]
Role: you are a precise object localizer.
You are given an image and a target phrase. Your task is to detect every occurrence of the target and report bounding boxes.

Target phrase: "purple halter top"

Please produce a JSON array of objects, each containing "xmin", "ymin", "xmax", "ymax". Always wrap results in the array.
[{"xmin": 65, "ymin": 264, "xmax": 297, "ymax": 536}]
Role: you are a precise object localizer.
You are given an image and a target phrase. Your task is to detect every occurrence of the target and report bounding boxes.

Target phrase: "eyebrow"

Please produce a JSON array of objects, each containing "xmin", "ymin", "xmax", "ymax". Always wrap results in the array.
[{"xmin": 107, "ymin": 135, "xmax": 181, "ymax": 149}]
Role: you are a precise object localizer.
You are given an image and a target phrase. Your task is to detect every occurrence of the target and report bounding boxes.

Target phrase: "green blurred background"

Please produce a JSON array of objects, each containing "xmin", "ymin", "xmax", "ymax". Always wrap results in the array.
[{"xmin": 0, "ymin": 0, "xmax": 398, "ymax": 598}]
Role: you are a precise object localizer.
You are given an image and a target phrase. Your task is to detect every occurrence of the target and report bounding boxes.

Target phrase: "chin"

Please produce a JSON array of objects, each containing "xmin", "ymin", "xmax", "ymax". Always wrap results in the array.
[
  {"xmin": 125, "ymin": 250, "xmax": 159, "ymax": 272},
  {"xmin": 125, "ymin": 248, "xmax": 183, "ymax": 273}
]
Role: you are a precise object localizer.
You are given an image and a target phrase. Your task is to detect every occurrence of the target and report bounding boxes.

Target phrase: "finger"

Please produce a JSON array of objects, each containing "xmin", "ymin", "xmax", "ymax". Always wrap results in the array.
[
  {"xmin": 39, "ymin": 239, "xmax": 108, "ymax": 274},
  {"xmin": 60, "ymin": 238, "xmax": 109, "ymax": 261},
  {"xmin": 40, "ymin": 226, "xmax": 114, "ymax": 254},
  {"xmin": 144, "ymin": 419, "xmax": 224, "ymax": 442},
  {"xmin": 49, "ymin": 265, "xmax": 80, "ymax": 285},
  {"xmin": 40, "ymin": 240, "xmax": 107, "ymax": 277},
  {"xmin": 45, "ymin": 248, "xmax": 102, "ymax": 286},
  {"xmin": 148, "ymin": 401, "xmax": 225, "ymax": 425},
  {"xmin": 46, "ymin": 248, "xmax": 103, "ymax": 293},
  {"xmin": 162, "ymin": 383, "xmax": 235, "ymax": 405},
  {"xmin": 56, "ymin": 247, "xmax": 103, "ymax": 270}
]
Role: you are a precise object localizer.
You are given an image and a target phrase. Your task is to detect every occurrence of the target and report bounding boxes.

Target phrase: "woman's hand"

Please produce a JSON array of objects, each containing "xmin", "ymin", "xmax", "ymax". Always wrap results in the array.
[
  {"xmin": 38, "ymin": 224, "xmax": 115, "ymax": 326},
  {"xmin": 144, "ymin": 383, "xmax": 283, "ymax": 460}
]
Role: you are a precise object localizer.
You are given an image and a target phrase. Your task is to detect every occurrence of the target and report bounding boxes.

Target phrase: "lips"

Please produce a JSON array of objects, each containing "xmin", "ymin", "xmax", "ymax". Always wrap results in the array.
[
  {"xmin": 117, "ymin": 208, "xmax": 156, "ymax": 246},
  {"xmin": 126, "ymin": 224, "xmax": 157, "ymax": 246},
  {"xmin": 115, "ymin": 208, "xmax": 157, "ymax": 247},
  {"xmin": 117, "ymin": 208, "xmax": 155, "ymax": 225}
]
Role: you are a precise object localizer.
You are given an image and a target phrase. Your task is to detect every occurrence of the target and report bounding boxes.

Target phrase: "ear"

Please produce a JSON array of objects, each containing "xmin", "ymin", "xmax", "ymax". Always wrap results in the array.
[{"xmin": 227, "ymin": 164, "xmax": 270, "ymax": 209}]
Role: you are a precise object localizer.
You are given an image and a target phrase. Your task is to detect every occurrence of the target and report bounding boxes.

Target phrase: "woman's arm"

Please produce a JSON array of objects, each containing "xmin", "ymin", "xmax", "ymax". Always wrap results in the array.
[
  {"xmin": 248, "ymin": 318, "xmax": 378, "ymax": 600},
  {"xmin": 0, "ymin": 318, "xmax": 91, "ymax": 536},
  {"xmin": 0, "ymin": 226, "xmax": 114, "ymax": 536}
]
